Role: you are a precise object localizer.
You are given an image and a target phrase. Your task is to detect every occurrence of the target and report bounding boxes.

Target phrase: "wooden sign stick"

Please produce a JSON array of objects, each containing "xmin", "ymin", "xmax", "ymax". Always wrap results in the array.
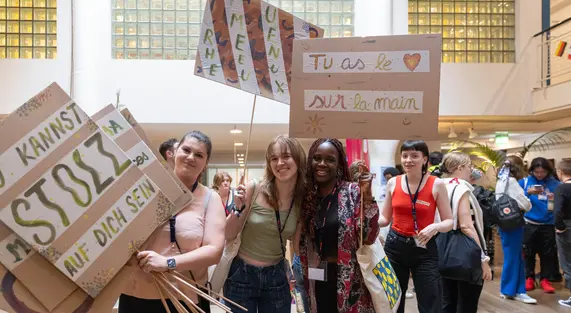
[
  {"xmin": 153, "ymin": 274, "xmax": 194, "ymax": 313},
  {"xmin": 153, "ymin": 276, "xmax": 174, "ymax": 313},
  {"xmin": 170, "ymin": 274, "xmax": 233, "ymax": 312}
]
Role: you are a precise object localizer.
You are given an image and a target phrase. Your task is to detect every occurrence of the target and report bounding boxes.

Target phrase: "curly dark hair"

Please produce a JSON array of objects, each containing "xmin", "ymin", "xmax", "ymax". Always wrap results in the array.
[{"xmin": 301, "ymin": 138, "xmax": 350, "ymax": 238}]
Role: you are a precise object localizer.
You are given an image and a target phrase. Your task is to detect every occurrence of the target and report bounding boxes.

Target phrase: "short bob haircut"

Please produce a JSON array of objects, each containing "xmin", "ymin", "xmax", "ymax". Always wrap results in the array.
[{"xmin": 400, "ymin": 140, "xmax": 430, "ymax": 174}]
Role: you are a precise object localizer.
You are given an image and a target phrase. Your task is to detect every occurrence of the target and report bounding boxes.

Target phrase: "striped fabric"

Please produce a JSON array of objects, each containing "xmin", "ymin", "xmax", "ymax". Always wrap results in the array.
[
  {"xmin": 555, "ymin": 40, "xmax": 567, "ymax": 57},
  {"xmin": 194, "ymin": 0, "xmax": 324, "ymax": 104}
]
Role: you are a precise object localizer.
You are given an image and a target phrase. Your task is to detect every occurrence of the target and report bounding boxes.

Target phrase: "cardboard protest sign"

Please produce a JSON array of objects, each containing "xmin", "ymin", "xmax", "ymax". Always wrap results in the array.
[
  {"xmin": 0, "ymin": 104, "xmax": 192, "ymax": 311},
  {"xmin": 0, "ymin": 83, "xmax": 179, "ymax": 298},
  {"xmin": 119, "ymin": 108, "xmax": 153, "ymax": 151},
  {"xmin": 92, "ymin": 104, "xmax": 193, "ymax": 209},
  {"xmin": 289, "ymin": 34, "xmax": 442, "ymax": 140},
  {"xmin": 0, "ymin": 262, "xmax": 134, "ymax": 313},
  {"xmin": 194, "ymin": 0, "xmax": 324, "ymax": 104}
]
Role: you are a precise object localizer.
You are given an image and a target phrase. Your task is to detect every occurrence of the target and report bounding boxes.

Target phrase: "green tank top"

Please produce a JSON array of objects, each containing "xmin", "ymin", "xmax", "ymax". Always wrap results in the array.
[{"xmin": 239, "ymin": 198, "xmax": 299, "ymax": 263}]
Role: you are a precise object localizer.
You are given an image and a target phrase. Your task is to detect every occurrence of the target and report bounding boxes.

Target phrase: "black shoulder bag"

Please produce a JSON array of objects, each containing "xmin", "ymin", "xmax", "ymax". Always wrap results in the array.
[{"xmin": 436, "ymin": 186, "xmax": 484, "ymax": 285}]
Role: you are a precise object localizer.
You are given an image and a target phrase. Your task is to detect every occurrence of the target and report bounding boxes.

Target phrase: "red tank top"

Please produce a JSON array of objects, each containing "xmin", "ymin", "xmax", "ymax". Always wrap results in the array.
[{"xmin": 391, "ymin": 175, "xmax": 438, "ymax": 236}]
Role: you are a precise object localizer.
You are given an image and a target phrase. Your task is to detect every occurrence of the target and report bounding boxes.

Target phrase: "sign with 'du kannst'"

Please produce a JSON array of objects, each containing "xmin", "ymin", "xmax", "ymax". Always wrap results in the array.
[
  {"xmin": 289, "ymin": 34, "xmax": 442, "ymax": 140},
  {"xmin": 0, "ymin": 83, "xmax": 180, "ymax": 298},
  {"xmin": 194, "ymin": 0, "xmax": 323, "ymax": 104}
]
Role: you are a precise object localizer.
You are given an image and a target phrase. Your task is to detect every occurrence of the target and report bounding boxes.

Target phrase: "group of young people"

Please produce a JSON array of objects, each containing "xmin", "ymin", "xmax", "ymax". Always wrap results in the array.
[{"xmin": 116, "ymin": 132, "xmax": 571, "ymax": 313}]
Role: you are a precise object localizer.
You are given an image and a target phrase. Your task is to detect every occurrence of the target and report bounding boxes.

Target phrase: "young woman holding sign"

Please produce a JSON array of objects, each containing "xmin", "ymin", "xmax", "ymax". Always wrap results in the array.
[
  {"xmin": 223, "ymin": 135, "xmax": 307, "ymax": 313},
  {"xmin": 379, "ymin": 140, "xmax": 453, "ymax": 313},
  {"xmin": 299, "ymin": 138, "xmax": 378, "ymax": 313},
  {"xmin": 120, "ymin": 131, "xmax": 226, "ymax": 313}
]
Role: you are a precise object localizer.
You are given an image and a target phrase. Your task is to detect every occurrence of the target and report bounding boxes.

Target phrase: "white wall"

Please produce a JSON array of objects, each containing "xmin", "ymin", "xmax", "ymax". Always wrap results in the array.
[
  {"xmin": 0, "ymin": 0, "xmax": 548, "ymax": 122},
  {"xmin": 551, "ymin": 0, "xmax": 571, "ymax": 24},
  {"xmin": 0, "ymin": 1, "xmax": 72, "ymax": 113}
]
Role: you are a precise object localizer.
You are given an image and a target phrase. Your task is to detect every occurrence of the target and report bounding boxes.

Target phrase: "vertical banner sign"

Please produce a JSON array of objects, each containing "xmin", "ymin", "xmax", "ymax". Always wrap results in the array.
[
  {"xmin": 289, "ymin": 34, "xmax": 442, "ymax": 140},
  {"xmin": 194, "ymin": 0, "xmax": 324, "ymax": 104},
  {"xmin": 0, "ymin": 83, "xmax": 179, "ymax": 298}
]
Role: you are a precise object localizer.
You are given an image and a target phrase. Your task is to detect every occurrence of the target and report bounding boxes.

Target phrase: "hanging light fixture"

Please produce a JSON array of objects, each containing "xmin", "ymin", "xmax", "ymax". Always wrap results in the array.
[
  {"xmin": 229, "ymin": 124, "xmax": 242, "ymax": 134},
  {"xmin": 468, "ymin": 123, "xmax": 478, "ymax": 139},
  {"xmin": 448, "ymin": 124, "xmax": 458, "ymax": 139}
]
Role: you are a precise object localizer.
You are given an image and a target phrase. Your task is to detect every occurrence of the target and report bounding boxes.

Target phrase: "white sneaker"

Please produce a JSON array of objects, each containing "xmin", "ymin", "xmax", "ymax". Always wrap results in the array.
[
  {"xmin": 559, "ymin": 297, "xmax": 571, "ymax": 308},
  {"xmin": 500, "ymin": 294, "xmax": 513, "ymax": 300},
  {"xmin": 405, "ymin": 291, "xmax": 414, "ymax": 299},
  {"xmin": 514, "ymin": 293, "xmax": 537, "ymax": 304}
]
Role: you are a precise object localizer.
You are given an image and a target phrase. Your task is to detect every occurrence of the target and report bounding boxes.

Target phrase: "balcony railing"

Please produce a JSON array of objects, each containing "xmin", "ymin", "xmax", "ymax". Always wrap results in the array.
[{"xmin": 536, "ymin": 16, "xmax": 571, "ymax": 87}]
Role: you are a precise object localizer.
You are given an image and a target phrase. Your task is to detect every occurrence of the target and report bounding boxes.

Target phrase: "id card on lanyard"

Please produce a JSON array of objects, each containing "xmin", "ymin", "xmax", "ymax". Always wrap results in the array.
[
  {"xmin": 309, "ymin": 187, "xmax": 338, "ymax": 281},
  {"xmin": 405, "ymin": 174, "xmax": 427, "ymax": 249}
]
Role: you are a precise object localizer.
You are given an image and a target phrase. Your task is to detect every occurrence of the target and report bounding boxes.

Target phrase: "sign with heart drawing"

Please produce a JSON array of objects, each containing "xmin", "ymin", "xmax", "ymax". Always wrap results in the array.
[{"xmin": 289, "ymin": 34, "xmax": 442, "ymax": 140}]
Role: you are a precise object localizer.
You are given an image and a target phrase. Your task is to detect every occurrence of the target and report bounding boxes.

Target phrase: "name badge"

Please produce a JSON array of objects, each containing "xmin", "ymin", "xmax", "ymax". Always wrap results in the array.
[
  {"xmin": 413, "ymin": 235, "xmax": 427, "ymax": 249},
  {"xmin": 308, "ymin": 261, "xmax": 328, "ymax": 281},
  {"xmin": 538, "ymin": 194, "xmax": 547, "ymax": 201}
]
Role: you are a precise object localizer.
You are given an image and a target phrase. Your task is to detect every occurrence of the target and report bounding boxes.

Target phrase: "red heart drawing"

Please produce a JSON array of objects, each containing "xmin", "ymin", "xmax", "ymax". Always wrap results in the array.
[{"xmin": 403, "ymin": 53, "xmax": 421, "ymax": 71}]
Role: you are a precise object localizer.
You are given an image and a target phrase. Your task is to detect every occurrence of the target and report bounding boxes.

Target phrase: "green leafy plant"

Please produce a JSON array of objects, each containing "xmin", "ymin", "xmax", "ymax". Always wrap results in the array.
[
  {"xmin": 516, "ymin": 127, "xmax": 571, "ymax": 159},
  {"xmin": 450, "ymin": 140, "xmax": 506, "ymax": 174}
]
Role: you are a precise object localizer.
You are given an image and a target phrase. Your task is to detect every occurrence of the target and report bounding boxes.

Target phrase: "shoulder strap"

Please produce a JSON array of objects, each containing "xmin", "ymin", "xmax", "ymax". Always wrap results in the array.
[
  {"xmin": 450, "ymin": 185, "xmax": 459, "ymax": 230},
  {"xmin": 239, "ymin": 180, "xmax": 260, "ymax": 233}
]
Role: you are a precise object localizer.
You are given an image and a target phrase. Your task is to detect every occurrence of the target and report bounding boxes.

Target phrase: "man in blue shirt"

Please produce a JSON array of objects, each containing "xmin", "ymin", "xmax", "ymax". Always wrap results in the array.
[{"xmin": 520, "ymin": 157, "xmax": 563, "ymax": 293}]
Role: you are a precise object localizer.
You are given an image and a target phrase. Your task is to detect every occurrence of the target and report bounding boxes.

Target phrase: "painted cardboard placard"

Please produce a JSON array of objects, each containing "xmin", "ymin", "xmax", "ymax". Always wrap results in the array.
[
  {"xmin": 0, "ymin": 83, "xmax": 179, "ymax": 298},
  {"xmin": 92, "ymin": 104, "xmax": 193, "ymax": 209},
  {"xmin": 0, "ymin": 105, "xmax": 192, "ymax": 311},
  {"xmin": 0, "ymin": 262, "xmax": 134, "ymax": 313},
  {"xmin": 194, "ymin": 0, "xmax": 324, "ymax": 104},
  {"xmin": 289, "ymin": 34, "xmax": 442, "ymax": 140}
]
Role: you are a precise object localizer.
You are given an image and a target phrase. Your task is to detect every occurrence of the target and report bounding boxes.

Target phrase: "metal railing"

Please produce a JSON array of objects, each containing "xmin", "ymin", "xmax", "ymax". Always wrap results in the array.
[{"xmin": 536, "ymin": 16, "xmax": 571, "ymax": 87}]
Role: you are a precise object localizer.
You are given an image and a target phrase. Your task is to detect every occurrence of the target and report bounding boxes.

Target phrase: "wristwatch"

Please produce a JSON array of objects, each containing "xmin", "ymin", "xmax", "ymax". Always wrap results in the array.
[
  {"xmin": 167, "ymin": 257, "xmax": 177, "ymax": 270},
  {"xmin": 233, "ymin": 204, "xmax": 246, "ymax": 217},
  {"xmin": 481, "ymin": 256, "xmax": 490, "ymax": 263}
]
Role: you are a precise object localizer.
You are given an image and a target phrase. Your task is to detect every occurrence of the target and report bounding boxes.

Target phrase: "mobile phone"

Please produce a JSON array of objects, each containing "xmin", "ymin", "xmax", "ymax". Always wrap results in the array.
[{"xmin": 533, "ymin": 185, "xmax": 544, "ymax": 190}]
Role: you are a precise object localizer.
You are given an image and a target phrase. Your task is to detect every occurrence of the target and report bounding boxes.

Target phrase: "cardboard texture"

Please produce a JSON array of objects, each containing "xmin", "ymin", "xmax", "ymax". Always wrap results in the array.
[
  {"xmin": 289, "ymin": 34, "xmax": 442, "ymax": 140},
  {"xmin": 0, "ymin": 83, "xmax": 179, "ymax": 298},
  {"xmin": 92, "ymin": 104, "xmax": 193, "ymax": 210},
  {"xmin": 0, "ymin": 263, "xmax": 134, "ymax": 313},
  {"xmin": 194, "ymin": 0, "xmax": 324, "ymax": 104}
]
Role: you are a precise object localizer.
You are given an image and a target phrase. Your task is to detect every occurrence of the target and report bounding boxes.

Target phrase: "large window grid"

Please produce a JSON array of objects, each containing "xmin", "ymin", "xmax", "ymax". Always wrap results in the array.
[
  {"xmin": 408, "ymin": 0, "xmax": 515, "ymax": 63},
  {"xmin": 112, "ymin": 0, "xmax": 206, "ymax": 60},
  {"xmin": 0, "ymin": 0, "xmax": 57, "ymax": 59},
  {"xmin": 112, "ymin": 0, "xmax": 354, "ymax": 60},
  {"xmin": 266, "ymin": 0, "xmax": 354, "ymax": 38}
]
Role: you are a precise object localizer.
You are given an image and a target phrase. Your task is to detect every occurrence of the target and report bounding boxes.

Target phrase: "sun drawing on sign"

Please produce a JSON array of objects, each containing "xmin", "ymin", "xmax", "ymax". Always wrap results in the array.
[{"xmin": 305, "ymin": 113, "xmax": 326, "ymax": 135}]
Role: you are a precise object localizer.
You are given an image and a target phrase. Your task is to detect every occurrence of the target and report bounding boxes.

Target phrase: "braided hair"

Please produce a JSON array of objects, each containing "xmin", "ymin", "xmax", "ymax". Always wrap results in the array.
[{"xmin": 301, "ymin": 138, "xmax": 350, "ymax": 238}]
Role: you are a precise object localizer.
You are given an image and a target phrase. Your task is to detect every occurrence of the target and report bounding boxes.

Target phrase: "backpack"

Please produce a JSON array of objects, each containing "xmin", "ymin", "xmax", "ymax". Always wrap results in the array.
[
  {"xmin": 491, "ymin": 178, "xmax": 525, "ymax": 230},
  {"xmin": 472, "ymin": 185, "xmax": 496, "ymax": 228}
]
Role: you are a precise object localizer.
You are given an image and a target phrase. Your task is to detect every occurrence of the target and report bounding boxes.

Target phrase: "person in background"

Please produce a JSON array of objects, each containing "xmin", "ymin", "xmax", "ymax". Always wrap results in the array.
[
  {"xmin": 159, "ymin": 138, "xmax": 179, "ymax": 169},
  {"xmin": 520, "ymin": 157, "xmax": 562, "ymax": 293},
  {"xmin": 120, "ymin": 131, "xmax": 226, "ymax": 313},
  {"xmin": 440, "ymin": 152, "xmax": 492, "ymax": 313},
  {"xmin": 300, "ymin": 138, "xmax": 378, "ymax": 313},
  {"xmin": 224, "ymin": 135, "xmax": 307, "ymax": 313},
  {"xmin": 349, "ymin": 160, "xmax": 366, "ymax": 182},
  {"xmin": 554, "ymin": 159, "xmax": 571, "ymax": 308},
  {"xmin": 428, "ymin": 151, "xmax": 444, "ymax": 177},
  {"xmin": 496, "ymin": 156, "xmax": 536, "ymax": 304},
  {"xmin": 384, "ymin": 167, "xmax": 401, "ymax": 181},
  {"xmin": 379, "ymin": 140, "xmax": 454, "ymax": 313},
  {"xmin": 212, "ymin": 171, "xmax": 234, "ymax": 216}
]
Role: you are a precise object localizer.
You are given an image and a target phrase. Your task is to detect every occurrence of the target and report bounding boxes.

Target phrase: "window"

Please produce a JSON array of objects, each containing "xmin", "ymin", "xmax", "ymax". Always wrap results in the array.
[
  {"xmin": 267, "ymin": 0, "xmax": 354, "ymax": 38},
  {"xmin": 112, "ymin": 0, "xmax": 206, "ymax": 60},
  {"xmin": 408, "ymin": 0, "xmax": 515, "ymax": 63},
  {"xmin": 0, "ymin": 0, "xmax": 57, "ymax": 59}
]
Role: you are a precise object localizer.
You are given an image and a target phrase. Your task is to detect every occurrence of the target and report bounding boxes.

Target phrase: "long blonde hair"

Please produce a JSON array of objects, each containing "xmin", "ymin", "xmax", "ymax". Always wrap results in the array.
[
  {"xmin": 441, "ymin": 152, "xmax": 471, "ymax": 177},
  {"xmin": 261, "ymin": 135, "xmax": 307, "ymax": 209}
]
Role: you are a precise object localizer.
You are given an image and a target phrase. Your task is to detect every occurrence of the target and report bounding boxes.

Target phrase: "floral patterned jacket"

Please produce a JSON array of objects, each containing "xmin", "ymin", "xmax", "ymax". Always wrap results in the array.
[{"xmin": 300, "ymin": 181, "xmax": 380, "ymax": 313}]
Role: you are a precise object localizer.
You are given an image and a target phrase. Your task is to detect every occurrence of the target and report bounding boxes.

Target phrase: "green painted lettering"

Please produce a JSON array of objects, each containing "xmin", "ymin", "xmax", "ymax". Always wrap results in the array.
[
  {"xmin": 268, "ymin": 44, "xmax": 280, "ymax": 58},
  {"xmin": 114, "ymin": 208, "xmax": 127, "ymax": 227},
  {"xmin": 11, "ymin": 198, "xmax": 56, "ymax": 246},
  {"xmin": 39, "ymin": 127, "xmax": 55, "ymax": 150},
  {"xmin": 230, "ymin": 13, "xmax": 243, "ymax": 27},
  {"xmin": 267, "ymin": 27, "xmax": 277, "ymax": 41},
  {"xmin": 109, "ymin": 120, "xmax": 124, "ymax": 134},
  {"xmin": 235, "ymin": 34, "xmax": 246, "ymax": 51},
  {"xmin": 64, "ymin": 260, "xmax": 78, "ymax": 277},
  {"xmin": 209, "ymin": 64, "xmax": 219, "ymax": 76},
  {"xmin": 126, "ymin": 195, "xmax": 139, "ymax": 213},
  {"xmin": 73, "ymin": 150, "xmax": 114, "ymax": 195},
  {"xmin": 94, "ymin": 229, "xmax": 107, "ymax": 247},
  {"xmin": 84, "ymin": 132, "xmax": 131, "ymax": 177},
  {"xmin": 52, "ymin": 164, "xmax": 92, "ymax": 207},
  {"xmin": 60, "ymin": 111, "xmax": 74, "ymax": 131},
  {"xmin": 265, "ymin": 6, "xmax": 277, "ymax": 23},
  {"xmin": 16, "ymin": 143, "xmax": 35, "ymax": 166},
  {"xmin": 25, "ymin": 177, "xmax": 69, "ymax": 227},
  {"xmin": 29, "ymin": 136, "xmax": 45, "ymax": 157},
  {"xmin": 238, "ymin": 54, "xmax": 245, "ymax": 65},
  {"xmin": 6, "ymin": 238, "xmax": 31, "ymax": 263},
  {"xmin": 49, "ymin": 118, "xmax": 66, "ymax": 139},
  {"xmin": 203, "ymin": 28, "xmax": 214, "ymax": 45}
]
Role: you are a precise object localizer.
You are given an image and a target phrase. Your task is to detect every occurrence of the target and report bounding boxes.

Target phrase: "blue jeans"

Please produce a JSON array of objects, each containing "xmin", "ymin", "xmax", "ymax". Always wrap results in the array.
[
  {"xmin": 499, "ymin": 227, "xmax": 527, "ymax": 296},
  {"xmin": 223, "ymin": 257, "xmax": 291, "ymax": 313},
  {"xmin": 292, "ymin": 254, "xmax": 309, "ymax": 312}
]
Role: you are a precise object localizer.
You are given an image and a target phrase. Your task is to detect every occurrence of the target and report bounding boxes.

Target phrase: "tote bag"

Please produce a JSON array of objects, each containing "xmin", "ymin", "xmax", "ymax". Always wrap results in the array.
[
  {"xmin": 356, "ymin": 187, "xmax": 402, "ymax": 313},
  {"xmin": 209, "ymin": 180, "xmax": 260, "ymax": 294}
]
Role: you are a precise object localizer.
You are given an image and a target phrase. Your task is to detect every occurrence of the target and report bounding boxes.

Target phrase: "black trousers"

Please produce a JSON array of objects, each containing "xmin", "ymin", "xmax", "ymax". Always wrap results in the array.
[
  {"xmin": 523, "ymin": 223, "xmax": 562, "ymax": 281},
  {"xmin": 118, "ymin": 294, "xmax": 211, "ymax": 313},
  {"xmin": 385, "ymin": 229, "xmax": 442, "ymax": 313},
  {"xmin": 442, "ymin": 279, "xmax": 483, "ymax": 313},
  {"xmin": 315, "ymin": 261, "xmax": 338, "ymax": 313}
]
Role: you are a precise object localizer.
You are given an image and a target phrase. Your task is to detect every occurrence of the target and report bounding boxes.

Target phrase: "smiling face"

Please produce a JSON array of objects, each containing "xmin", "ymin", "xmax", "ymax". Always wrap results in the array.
[
  {"xmin": 401, "ymin": 149, "xmax": 428, "ymax": 174},
  {"xmin": 174, "ymin": 136, "xmax": 209, "ymax": 182},
  {"xmin": 269, "ymin": 143, "xmax": 298, "ymax": 183},
  {"xmin": 312, "ymin": 141, "xmax": 340, "ymax": 187}
]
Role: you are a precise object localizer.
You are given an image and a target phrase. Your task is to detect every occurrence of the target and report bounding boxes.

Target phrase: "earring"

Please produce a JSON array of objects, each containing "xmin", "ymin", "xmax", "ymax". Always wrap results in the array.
[{"xmin": 337, "ymin": 169, "xmax": 342, "ymax": 177}]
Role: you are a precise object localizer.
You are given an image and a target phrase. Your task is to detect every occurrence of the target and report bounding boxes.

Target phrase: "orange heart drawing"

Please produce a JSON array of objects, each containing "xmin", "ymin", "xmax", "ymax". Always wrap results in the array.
[{"xmin": 403, "ymin": 53, "xmax": 421, "ymax": 71}]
